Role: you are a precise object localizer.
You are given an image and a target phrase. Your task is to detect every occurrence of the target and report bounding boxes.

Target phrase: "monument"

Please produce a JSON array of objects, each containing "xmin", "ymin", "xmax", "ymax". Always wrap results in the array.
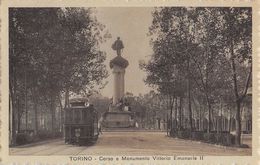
[{"xmin": 102, "ymin": 37, "xmax": 135, "ymax": 128}]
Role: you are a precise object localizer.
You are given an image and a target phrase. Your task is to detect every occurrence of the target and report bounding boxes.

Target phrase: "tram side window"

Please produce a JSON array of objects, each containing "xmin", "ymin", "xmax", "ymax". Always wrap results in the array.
[
  {"xmin": 82, "ymin": 110, "xmax": 92, "ymax": 124},
  {"xmin": 83, "ymin": 110, "xmax": 88, "ymax": 124},
  {"xmin": 65, "ymin": 110, "xmax": 72, "ymax": 123},
  {"xmin": 84, "ymin": 110, "xmax": 92, "ymax": 124},
  {"xmin": 74, "ymin": 110, "xmax": 81, "ymax": 123}
]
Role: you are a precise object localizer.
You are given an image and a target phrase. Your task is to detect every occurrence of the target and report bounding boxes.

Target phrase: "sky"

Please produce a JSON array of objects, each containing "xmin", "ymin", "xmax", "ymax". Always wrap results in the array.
[{"xmin": 95, "ymin": 8, "xmax": 154, "ymax": 98}]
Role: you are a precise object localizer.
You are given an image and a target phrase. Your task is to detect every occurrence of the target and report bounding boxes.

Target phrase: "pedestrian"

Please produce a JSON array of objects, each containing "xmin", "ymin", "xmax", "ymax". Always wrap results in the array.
[
  {"xmin": 98, "ymin": 122, "xmax": 102, "ymax": 135},
  {"xmin": 135, "ymin": 122, "xmax": 139, "ymax": 128}
]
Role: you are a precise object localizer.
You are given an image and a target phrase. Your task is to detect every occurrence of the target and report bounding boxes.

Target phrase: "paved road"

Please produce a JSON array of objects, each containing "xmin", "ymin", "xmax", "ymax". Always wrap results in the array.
[{"xmin": 9, "ymin": 132, "xmax": 251, "ymax": 156}]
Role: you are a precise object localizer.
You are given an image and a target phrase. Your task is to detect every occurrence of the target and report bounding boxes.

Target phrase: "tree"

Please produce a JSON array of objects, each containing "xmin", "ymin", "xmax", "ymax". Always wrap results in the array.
[
  {"xmin": 185, "ymin": 8, "xmax": 231, "ymax": 132},
  {"xmin": 219, "ymin": 7, "xmax": 252, "ymax": 145},
  {"xmin": 9, "ymin": 8, "xmax": 108, "ymax": 144},
  {"xmin": 142, "ymin": 7, "xmax": 196, "ymax": 130},
  {"xmin": 142, "ymin": 7, "xmax": 251, "ymax": 145}
]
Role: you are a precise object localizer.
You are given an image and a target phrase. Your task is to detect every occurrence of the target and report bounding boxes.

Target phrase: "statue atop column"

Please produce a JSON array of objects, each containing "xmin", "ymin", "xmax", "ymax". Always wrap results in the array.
[
  {"xmin": 109, "ymin": 37, "xmax": 128, "ymax": 105},
  {"xmin": 112, "ymin": 37, "xmax": 124, "ymax": 56},
  {"xmin": 110, "ymin": 37, "xmax": 128, "ymax": 69}
]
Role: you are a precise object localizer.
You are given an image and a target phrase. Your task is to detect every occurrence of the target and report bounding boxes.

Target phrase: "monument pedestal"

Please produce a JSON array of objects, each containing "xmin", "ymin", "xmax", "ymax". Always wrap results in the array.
[
  {"xmin": 102, "ymin": 110, "xmax": 134, "ymax": 128},
  {"xmin": 102, "ymin": 104, "xmax": 134, "ymax": 128}
]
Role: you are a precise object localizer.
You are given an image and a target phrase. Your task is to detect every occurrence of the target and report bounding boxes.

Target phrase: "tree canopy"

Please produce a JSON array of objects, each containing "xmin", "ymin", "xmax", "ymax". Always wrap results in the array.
[
  {"xmin": 9, "ymin": 8, "xmax": 109, "ymax": 145},
  {"xmin": 141, "ymin": 7, "xmax": 252, "ymax": 145}
]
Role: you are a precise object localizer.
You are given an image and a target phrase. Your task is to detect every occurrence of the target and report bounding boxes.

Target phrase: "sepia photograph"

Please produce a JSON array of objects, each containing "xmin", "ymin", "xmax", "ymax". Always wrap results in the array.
[{"xmin": 7, "ymin": 6, "xmax": 253, "ymax": 157}]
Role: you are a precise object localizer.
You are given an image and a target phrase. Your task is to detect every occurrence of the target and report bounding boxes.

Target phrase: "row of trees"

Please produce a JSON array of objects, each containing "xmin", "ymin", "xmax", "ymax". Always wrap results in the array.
[
  {"xmin": 140, "ymin": 7, "xmax": 252, "ymax": 145},
  {"xmin": 9, "ymin": 8, "xmax": 108, "ymax": 145}
]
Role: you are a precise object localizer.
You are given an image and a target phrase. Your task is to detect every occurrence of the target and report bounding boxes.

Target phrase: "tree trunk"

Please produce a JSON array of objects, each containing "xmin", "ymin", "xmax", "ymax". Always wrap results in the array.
[
  {"xmin": 24, "ymin": 67, "xmax": 28, "ymax": 132},
  {"xmin": 170, "ymin": 107, "xmax": 173, "ymax": 131},
  {"xmin": 50, "ymin": 93, "xmax": 56, "ymax": 136},
  {"xmin": 59, "ymin": 95, "xmax": 64, "ymax": 133},
  {"xmin": 230, "ymin": 42, "xmax": 241, "ymax": 145},
  {"xmin": 10, "ymin": 94, "xmax": 17, "ymax": 146},
  {"xmin": 235, "ymin": 101, "xmax": 241, "ymax": 145},
  {"xmin": 228, "ymin": 107, "xmax": 231, "ymax": 133},
  {"xmin": 10, "ymin": 65, "xmax": 18, "ymax": 146},
  {"xmin": 187, "ymin": 58, "xmax": 193, "ymax": 130},
  {"xmin": 169, "ymin": 96, "xmax": 174, "ymax": 131},
  {"xmin": 174, "ymin": 97, "xmax": 178, "ymax": 129},
  {"xmin": 178, "ymin": 97, "xmax": 182, "ymax": 130},
  {"xmin": 65, "ymin": 88, "xmax": 69, "ymax": 108},
  {"xmin": 9, "ymin": 93, "xmax": 12, "ymax": 145},
  {"xmin": 25, "ymin": 100, "xmax": 28, "ymax": 132},
  {"xmin": 206, "ymin": 95, "xmax": 211, "ymax": 133},
  {"xmin": 220, "ymin": 102, "xmax": 223, "ymax": 133},
  {"xmin": 17, "ymin": 99, "xmax": 21, "ymax": 132},
  {"xmin": 199, "ymin": 103, "xmax": 201, "ymax": 131},
  {"xmin": 33, "ymin": 97, "xmax": 38, "ymax": 135},
  {"xmin": 166, "ymin": 113, "xmax": 169, "ymax": 136}
]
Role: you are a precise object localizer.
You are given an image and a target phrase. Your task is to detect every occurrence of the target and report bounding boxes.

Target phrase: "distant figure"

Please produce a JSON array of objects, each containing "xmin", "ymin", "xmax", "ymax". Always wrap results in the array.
[
  {"xmin": 135, "ymin": 122, "xmax": 139, "ymax": 128},
  {"xmin": 112, "ymin": 37, "xmax": 124, "ymax": 56},
  {"xmin": 98, "ymin": 116, "xmax": 103, "ymax": 135},
  {"xmin": 98, "ymin": 122, "xmax": 102, "ymax": 134}
]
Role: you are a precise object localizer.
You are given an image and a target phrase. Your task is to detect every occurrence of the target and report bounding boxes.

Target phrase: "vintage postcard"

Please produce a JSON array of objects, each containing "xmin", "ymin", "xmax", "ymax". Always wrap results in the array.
[{"xmin": 0, "ymin": 0, "xmax": 259, "ymax": 164}]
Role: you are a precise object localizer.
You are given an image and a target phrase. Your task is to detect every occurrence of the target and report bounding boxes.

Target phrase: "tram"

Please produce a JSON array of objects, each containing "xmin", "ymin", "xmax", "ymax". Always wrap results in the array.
[{"xmin": 64, "ymin": 98, "xmax": 99, "ymax": 145}]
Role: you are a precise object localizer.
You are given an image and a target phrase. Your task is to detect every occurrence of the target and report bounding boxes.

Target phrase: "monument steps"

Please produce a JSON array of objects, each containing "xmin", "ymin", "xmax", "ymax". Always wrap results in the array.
[{"xmin": 102, "ymin": 127, "xmax": 166, "ymax": 132}]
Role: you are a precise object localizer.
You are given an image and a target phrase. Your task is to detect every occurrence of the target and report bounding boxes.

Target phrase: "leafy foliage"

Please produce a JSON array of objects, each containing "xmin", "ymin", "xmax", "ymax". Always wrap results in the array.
[
  {"xmin": 9, "ymin": 8, "xmax": 108, "ymax": 144},
  {"xmin": 141, "ymin": 7, "xmax": 252, "ymax": 145}
]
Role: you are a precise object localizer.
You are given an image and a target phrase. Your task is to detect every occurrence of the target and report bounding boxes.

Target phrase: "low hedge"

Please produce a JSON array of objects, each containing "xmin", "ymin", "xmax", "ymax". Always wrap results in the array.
[
  {"xmin": 16, "ymin": 133, "xmax": 34, "ymax": 145},
  {"xmin": 191, "ymin": 131, "xmax": 204, "ymax": 141},
  {"xmin": 169, "ymin": 129, "xmax": 176, "ymax": 137},
  {"xmin": 170, "ymin": 130, "xmax": 236, "ymax": 146},
  {"xmin": 203, "ymin": 133, "xmax": 216, "ymax": 143},
  {"xmin": 170, "ymin": 129, "xmax": 191, "ymax": 139},
  {"xmin": 177, "ymin": 130, "xmax": 191, "ymax": 139},
  {"xmin": 16, "ymin": 131, "xmax": 63, "ymax": 146},
  {"xmin": 37, "ymin": 131, "xmax": 63, "ymax": 139}
]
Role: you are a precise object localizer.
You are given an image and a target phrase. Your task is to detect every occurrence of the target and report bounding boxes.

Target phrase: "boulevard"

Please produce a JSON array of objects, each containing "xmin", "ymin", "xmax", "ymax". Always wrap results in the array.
[{"xmin": 10, "ymin": 132, "xmax": 251, "ymax": 156}]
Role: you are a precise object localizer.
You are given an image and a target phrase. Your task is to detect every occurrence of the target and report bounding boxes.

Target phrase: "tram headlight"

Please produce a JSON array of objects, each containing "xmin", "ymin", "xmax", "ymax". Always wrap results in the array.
[{"xmin": 75, "ymin": 128, "xmax": 81, "ymax": 138}]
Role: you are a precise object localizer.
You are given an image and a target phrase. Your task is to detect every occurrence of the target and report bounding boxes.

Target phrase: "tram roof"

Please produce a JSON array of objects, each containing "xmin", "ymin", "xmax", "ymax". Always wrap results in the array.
[{"xmin": 70, "ymin": 97, "xmax": 89, "ymax": 103}]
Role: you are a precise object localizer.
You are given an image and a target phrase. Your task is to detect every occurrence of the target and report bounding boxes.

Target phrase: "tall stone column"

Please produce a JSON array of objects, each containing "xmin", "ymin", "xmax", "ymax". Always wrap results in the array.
[
  {"xmin": 112, "ymin": 65, "xmax": 126, "ymax": 104},
  {"xmin": 120, "ymin": 69, "xmax": 125, "ymax": 100},
  {"xmin": 110, "ymin": 56, "xmax": 128, "ymax": 105}
]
